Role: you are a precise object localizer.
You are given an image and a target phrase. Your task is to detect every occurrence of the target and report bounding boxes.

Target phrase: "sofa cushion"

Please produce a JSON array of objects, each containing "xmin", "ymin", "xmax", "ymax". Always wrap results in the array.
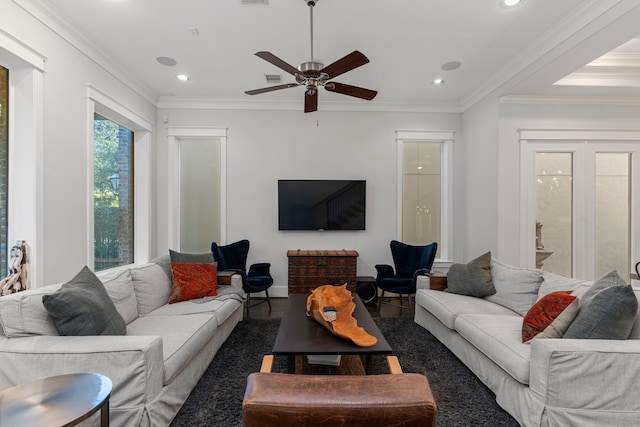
[
  {"xmin": 538, "ymin": 271, "xmax": 591, "ymax": 300},
  {"xmin": 168, "ymin": 262, "xmax": 218, "ymax": 303},
  {"xmin": 455, "ymin": 313, "xmax": 531, "ymax": 385},
  {"xmin": 42, "ymin": 266, "xmax": 127, "ymax": 336},
  {"xmin": 486, "ymin": 259, "xmax": 543, "ymax": 316},
  {"xmin": 148, "ymin": 294, "xmax": 243, "ymax": 326},
  {"xmin": 126, "ymin": 313, "xmax": 218, "ymax": 385},
  {"xmin": 102, "ymin": 269, "xmax": 138, "ymax": 324},
  {"xmin": 564, "ymin": 271, "xmax": 638, "ymax": 340},
  {"xmin": 445, "ymin": 251, "xmax": 495, "ymax": 297},
  {"xmin": 415, "ymin": 289, "xmax": 518, "ymax": 330},
  {"xmin": 522, "ymin": 291, "xmax": 579, "ymax": 342},
  {"xmin": 130, "ymin": 262, "xmax": 173, "ymax": 316},
  {"xmin": 0, "ymin": 284, "xmax": 62, "ymax": 337}
]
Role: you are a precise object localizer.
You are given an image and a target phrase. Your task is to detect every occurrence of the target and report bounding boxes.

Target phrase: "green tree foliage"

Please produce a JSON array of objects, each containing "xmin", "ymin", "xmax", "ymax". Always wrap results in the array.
[{"xmin": 94, "ymin": 115, "xmax": 119, "ymax": 208}]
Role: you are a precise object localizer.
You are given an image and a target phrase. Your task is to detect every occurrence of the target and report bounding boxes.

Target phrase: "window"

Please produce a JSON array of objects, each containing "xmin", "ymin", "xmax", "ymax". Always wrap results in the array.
[
  {"xmin": 0, "ymin": 66, "xmax": 7, "ymax": 275},
  {"xmin": 402, "ymin": 143, "xmax": 441, "ymax": 247},
  {"xmin": 535, "ymin": 152, "xmax": 573, "ymax": 276},
  {"xmin": 166, "ymin": 128, "xmax": 227, "ymax": 251},
  {"xmin": 179, "ymin": 137, "xmax": 222, "ymax": 253},
  {"xmin": 87, "ymin": 85, "xmax": 152, "ymax": 269},
  {"xmin": 93, "ymin": 114, "xmax": 134, "ymax": 270},
  {"xmin": 397, "ymin": 130, "xmax": 453, "ymax": 260},
  {"xmin": 1, "ymin": 33, "xmax": 45, "ymax": 286},
  {"xmin": 521, "ymin": 130, "xmax": 640, "ymax": 282}
]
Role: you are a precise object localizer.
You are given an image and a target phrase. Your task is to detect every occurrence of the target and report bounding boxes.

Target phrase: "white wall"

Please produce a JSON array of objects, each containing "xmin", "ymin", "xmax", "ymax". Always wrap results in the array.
[
  {"xmin": 156, "ymin": 108, "xmax": 462, "ymax": 296},
  {"xmin": 460, "ymin": 96, "xmax": 500, "ymax": 261},
  {"xmin": 0, "ymin": 0, "xmax": 156, "ymax": 284}
]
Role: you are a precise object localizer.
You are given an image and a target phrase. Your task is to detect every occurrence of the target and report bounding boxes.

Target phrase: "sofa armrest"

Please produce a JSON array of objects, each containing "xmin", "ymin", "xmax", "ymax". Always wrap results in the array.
[
  {"xmin": 0, "ymin": 335, "xmax": 164, "ymax": 410},
  {"xmin": 529, "ymin": 338, "xmax": 640, "ymax": 412}
]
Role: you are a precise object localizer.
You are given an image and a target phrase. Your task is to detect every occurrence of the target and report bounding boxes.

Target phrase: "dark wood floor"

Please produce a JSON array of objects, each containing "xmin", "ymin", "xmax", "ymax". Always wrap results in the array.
[{"xmin": 246, "ymin": 295, "xmax": 414, "ymax": 319}]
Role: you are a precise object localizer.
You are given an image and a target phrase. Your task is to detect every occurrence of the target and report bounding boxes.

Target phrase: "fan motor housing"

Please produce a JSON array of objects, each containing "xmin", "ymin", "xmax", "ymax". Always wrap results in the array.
[{"xmin": 298, "ymin": 61, "xmax": 324, "ymax": 76}]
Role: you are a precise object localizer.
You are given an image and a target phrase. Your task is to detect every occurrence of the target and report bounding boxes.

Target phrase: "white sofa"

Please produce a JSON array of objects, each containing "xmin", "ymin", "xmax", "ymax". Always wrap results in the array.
[
  {"xmin": 0, "ymin": 256, "xmax": 245, "ymax": 427},
  {"xmin": 414, "ymin": 264, "xmax": 640, "ymax": 427}
]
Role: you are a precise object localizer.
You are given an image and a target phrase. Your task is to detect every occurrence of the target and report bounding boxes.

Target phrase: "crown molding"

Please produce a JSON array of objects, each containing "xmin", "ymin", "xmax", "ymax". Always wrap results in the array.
[
  {"xmin": 461, "ymin": 0, "xmax": 635, "ymax": 111},
  {"xmin": 500, "ymin": 95, "xmax": 640, "ymax": 105},
  {"xmin": 156, "ymin": 96, "xmax": 463, "ymax": 114},
  {"xmin": 15, "ymin": 0, "xmax": 158, "ymax": 107}
]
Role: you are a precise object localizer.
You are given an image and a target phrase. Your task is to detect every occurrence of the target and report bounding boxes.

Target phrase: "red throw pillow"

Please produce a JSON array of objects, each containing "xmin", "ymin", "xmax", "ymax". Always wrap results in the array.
[
  {"xmin": 522, "ymin": 291, "xmax": 579, "ymax": 343},
  {"xmin": 169, "ymin": 262, "xmax": 218, "ymax": 303}
]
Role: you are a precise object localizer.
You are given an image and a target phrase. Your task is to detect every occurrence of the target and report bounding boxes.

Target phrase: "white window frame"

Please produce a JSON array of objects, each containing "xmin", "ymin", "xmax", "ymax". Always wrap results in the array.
[
  {"xmin": 396, "ymin": 130, "xmax": 454, "ymax": 262},
  {"xmin": 86, "ymin": 85, "xmax": 152, "ymax": 269},
  {"xmin": 519, "ymin": 129, "xmax": 640, "ymax": 279},
  {"xmin": 166, "ymin": 127, "xmax": 227, "ymax": 250},
  {"xmin": 1, "ymin": 30, "xmax": 45, "ymax": 286}
]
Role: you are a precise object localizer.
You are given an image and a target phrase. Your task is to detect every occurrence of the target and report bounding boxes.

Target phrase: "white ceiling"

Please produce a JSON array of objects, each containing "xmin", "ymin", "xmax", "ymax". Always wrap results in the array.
[{"xmin": 28, "ymin": 0, "xmax": 640, "ymax": 111}]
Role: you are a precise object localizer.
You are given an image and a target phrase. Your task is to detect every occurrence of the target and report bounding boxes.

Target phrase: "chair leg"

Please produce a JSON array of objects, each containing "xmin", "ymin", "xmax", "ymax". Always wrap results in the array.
[
  {"xmin": 377, "ymin": 290, "xmax": 385, "ymax": 312},
  {"xmin": 408, "ymin": 293, "xmax": 414, "ymax": 316},
  {"xmin": 265, "ymin": 289, "xmax": 271, "ymax": 312},
  {"xmin": 245, "ymin": 293, "xmax": 251, "ymax": 318}
]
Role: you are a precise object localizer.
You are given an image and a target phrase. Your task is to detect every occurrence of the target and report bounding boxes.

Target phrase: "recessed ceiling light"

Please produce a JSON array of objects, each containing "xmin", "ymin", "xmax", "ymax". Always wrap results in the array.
[
  {"xmin": 156, "ymin": 56, "xmax": 177, "ymax": 66},
  {"xmin": 441, "ymin": 61, "xmax": 461, "ymax": 71},
  {"xmin": 177, "ymin": 74, "xmax": 189, "ymax": 81},
  {"xmin": 502, "ymin": 0, "xmax": 522, "ymax": 7},
  {"xmin": 431, "ymin": 78, "xmax": 445, "ymax": 86}
]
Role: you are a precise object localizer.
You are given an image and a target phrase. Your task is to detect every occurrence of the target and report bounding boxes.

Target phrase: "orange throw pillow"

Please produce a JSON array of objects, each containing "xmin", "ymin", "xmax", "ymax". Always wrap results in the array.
[
  {"xmin": 522, "ymin": 291, "xmax": 579, "ymax": 343},
  {"xmin": 169, "ymin": 262, "xmax": 218, "ymax": 303}
]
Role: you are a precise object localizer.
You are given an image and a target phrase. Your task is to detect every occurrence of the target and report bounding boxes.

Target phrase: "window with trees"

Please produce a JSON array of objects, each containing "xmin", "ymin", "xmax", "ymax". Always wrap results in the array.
[{"xmin": 93, "ymin": 114, "xmax": 134, "ymax": 270}]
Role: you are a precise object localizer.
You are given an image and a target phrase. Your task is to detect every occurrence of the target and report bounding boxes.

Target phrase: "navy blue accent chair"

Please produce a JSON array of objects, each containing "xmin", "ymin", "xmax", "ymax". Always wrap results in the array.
[
  {"xmin": 375, "ymin": 240, "xmax": 438, "ymax": 314},
  {"xmin": 211, "ymin": 240, "xmax": 273, "ymax": 317}
]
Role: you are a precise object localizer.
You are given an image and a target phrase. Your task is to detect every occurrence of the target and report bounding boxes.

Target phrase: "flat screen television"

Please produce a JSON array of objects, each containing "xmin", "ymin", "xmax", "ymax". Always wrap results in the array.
[{"xmin": 278, "ymin": 180, "xmax": 366, "ymax": 231}]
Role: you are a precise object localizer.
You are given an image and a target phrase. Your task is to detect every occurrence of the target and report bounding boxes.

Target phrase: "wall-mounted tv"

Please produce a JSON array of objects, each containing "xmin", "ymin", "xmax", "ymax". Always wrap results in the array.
[{"xmin": 278, "ymin": 180, "xmax": 366, "ymax": 231}]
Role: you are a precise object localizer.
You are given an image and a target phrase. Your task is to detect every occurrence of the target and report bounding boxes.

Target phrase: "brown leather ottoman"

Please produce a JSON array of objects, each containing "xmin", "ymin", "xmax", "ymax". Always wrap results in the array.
[{"xmin": 242, "ymin": 368, "xmax": 436, "ymax": 427}]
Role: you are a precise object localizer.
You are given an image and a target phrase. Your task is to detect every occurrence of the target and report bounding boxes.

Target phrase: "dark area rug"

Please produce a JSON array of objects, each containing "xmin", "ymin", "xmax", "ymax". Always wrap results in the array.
[{"xmin": 170, "ymin": 317, "xmax": 519, "ymax": 427}]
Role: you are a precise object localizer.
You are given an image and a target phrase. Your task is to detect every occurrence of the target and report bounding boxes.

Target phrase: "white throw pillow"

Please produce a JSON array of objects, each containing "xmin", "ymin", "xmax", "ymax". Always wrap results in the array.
[
  {"xmin": 485, "ymin": 259, "xmax": 543, "ymax": 316},
  {"xmin": 102, "ymin": 269, "xmax": 138, "ymax": 324},
  {"xmin": 0, "ymin": 284, "xmax": 62, "ymax": 337}
]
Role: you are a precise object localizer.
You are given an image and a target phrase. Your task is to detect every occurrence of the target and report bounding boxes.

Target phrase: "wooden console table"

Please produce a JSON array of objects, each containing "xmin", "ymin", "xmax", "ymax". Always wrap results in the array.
[{"xmin": 287, "ymin": 249, "xmax": 358, "ymax": 293}]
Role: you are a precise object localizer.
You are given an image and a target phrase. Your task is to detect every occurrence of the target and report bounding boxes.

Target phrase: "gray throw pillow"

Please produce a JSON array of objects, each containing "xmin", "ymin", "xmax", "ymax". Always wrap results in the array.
[
  {"xmin": 42, "ymin": 266, "xmax": 126, "ymax": 336},
  {"xmin": 445, "ymin": 251, "xmax": 495, "ymax": 297},
  {"xmin": 564, "ymin": 271, "xmax": 638, "ymax": 340}
]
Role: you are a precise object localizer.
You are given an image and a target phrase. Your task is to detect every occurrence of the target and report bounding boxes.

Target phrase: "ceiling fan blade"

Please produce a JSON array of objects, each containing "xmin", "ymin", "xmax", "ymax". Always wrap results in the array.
[
  {"xmin": 245, "ymin": 83, "xmax": 299, "ymax": 95},
  {"xmin": 325, "ymin": 82, "xmax": 377, "ymax": 100},
  {"xmin": 320, "ymin": 50, "xmax": 369, "ymax": 79},
  {"xmin": 254, "ymin": 51, "xmax": 299, "ymax": 75},
  {"xmin": 304, "ymin": 91, "xmax": 318, "ymax": 113}
]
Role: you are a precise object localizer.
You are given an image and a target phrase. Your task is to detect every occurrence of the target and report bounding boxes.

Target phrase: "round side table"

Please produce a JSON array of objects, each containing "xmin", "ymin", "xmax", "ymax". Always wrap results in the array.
[{"xmin": 0, "ymin": 372, "xmax": 112, "ymax": 427}]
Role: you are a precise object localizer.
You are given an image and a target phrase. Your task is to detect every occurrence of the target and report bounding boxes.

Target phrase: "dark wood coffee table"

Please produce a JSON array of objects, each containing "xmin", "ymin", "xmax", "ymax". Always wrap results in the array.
[{"xmin": 272, "ymin": 293, "xmax": 392, "ymax": 374}]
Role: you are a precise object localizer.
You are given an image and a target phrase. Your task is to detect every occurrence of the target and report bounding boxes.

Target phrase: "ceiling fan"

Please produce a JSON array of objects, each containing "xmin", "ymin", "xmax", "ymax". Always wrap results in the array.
[{"xmin": 245, "ymin": 0, "xmax": 377, "ymax": 113}]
